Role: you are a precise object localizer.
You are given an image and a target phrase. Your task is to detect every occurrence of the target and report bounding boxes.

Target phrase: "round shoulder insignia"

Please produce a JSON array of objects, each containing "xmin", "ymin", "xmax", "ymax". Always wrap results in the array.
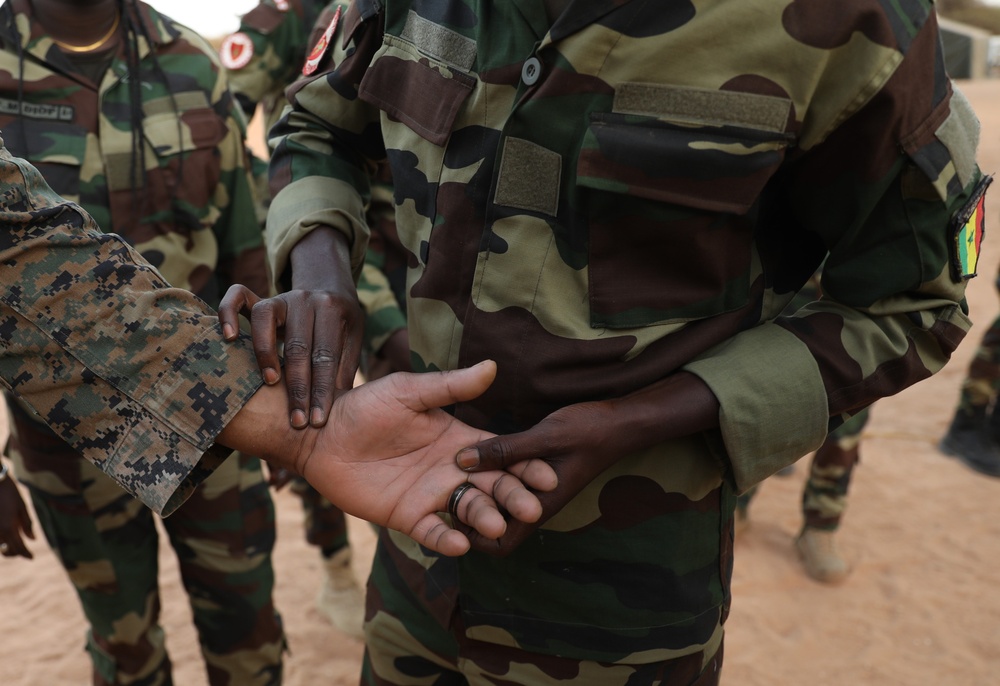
[
  {"xmin": 302, "ymin": 6, "xmax": 341, "ymax": 76},
  {"xmin": 220, "ymin": 32, "xmax": 255, "ymax": 71}
]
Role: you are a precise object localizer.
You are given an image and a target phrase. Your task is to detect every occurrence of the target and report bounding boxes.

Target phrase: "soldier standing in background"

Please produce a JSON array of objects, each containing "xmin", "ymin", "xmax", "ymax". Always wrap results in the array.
[
  {"xmin": 220, "ymin": 0, "xmax": 409, "ymax": 639},
  {"xmin": 226, "ymin": 2, "xmax": 989, "ymax": 683},
  {"xmin": 0, "ymin": 1, "xmax": 285, "ymax": 683}
]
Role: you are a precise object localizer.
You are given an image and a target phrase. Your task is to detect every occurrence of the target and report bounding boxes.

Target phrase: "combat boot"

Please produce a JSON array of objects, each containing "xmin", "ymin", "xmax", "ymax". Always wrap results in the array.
[
  {"xmin": 795, "ymin": 528, "xmax": 850, "ymax": 584},
  {"xmin": 939, "ymin": 405, "xmax": 1000, "ymax": 477},
  {"xmin": 316, "ymin": 547, "xmax": 366, "ymax": 639}
]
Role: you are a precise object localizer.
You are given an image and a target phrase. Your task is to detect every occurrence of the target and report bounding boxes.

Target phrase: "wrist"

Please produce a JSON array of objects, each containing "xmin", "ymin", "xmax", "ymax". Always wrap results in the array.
[
  {"xmin": 290, "ymin": 226, "xmax": 354, "ymax": 292},
  {"xmin": 217, "ymin": 381, "xmax": 322, "ymax": 474}
]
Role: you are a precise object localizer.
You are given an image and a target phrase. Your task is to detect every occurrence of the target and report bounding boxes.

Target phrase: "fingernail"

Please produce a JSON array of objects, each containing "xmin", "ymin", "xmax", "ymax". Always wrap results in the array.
[
  {"xmin": 222, "ymin": 323, "xmax": 235, "ymax": 340},
  {"xmin": 456, "ymin": 447, "xmax": 480, "ymax": 470},
  {"xmin": 310, "ymin": 408, "xmax": 325, "ymax": 426},
  {"xmin": 291, "ymin": 410, "xmax": 308, "ymax": 429},
  {"xmin": 263, "ymin": 368, "xmax": 279, "ymax": 385}
]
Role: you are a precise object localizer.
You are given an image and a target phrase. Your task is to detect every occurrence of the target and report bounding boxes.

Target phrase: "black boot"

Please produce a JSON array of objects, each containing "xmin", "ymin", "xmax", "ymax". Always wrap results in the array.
[{"xmin": 939, "ymin": 405, "xmax": 1000, "ymax": 477}]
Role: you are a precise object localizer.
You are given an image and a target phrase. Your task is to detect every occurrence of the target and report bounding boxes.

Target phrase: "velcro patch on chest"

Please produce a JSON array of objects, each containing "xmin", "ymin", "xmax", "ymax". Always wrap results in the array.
[{"xmin": 951, "ymin": 175, "xmax": 992, "ymax": 281}]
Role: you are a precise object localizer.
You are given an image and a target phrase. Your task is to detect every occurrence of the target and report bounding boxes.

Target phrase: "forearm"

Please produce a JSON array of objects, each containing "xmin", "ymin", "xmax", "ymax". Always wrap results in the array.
[
  {"xmin": 216, "ymin": 379, "xmax": 316, "ymax": 472},
  {"xmin": 605, "ymin": 371, "xmax": 721, "ymax": 457},
  {"xmin": 290, "ymin": 225, "xmax": 355, "ymax": 291}
]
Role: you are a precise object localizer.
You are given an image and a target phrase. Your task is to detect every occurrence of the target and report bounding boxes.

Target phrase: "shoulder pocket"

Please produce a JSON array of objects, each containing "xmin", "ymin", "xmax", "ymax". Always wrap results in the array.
[{"xmin": 358, "ymin": 36, "xmax": 474, "ymax": 146}]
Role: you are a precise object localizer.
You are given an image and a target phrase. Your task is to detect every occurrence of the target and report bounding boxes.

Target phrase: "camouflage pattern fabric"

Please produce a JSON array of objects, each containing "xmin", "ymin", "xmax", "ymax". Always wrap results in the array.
[
  {"xmin": 735, "ymin": 270, "xmax": 870, "ymax": 531},
  {"xmin": 954, "ymin": 266, "xmax": 1000, "ymax": 414},
  {"xmin": 737, "ymin": 406, "xmax": 869, "ymax": 531},
  {"xmin": 801, "ymin": 407, "xmax": 869, "ymax": 531},
  {"xmin": 289, "ymin": 475, "xmax": 348, "ymax": 552},
  {"xmin": 222, "ymin": 0, "xmax": 326, "ymax": 148},
  {"xmin": 266, "ymin": 0, "xmax": 984, "ymax": 677},
  {"xmin": 7, "ymin": 403, "xmax": 283, "ymax": 686},
  {"xmin": 0, "ymin": 3, "xmax": 284, "ymax": 683},
  {"xmin": 0, "ymin": 0, "xmax": 269, "ymax": 305},
  {"xmin": 0, "ymin": 141, "xmax": 263, "ymax": 516}
]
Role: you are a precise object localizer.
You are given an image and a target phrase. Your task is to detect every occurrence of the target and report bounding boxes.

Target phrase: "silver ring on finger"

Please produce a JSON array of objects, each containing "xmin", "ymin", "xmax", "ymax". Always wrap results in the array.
[
  {"xmin": 0, "ymin": 542, "xmax": 8, "ymax": 553},
  {"xmin": 311, "ymin": 354, "xmax": 336, "ymax": 365},
  {"xmin": 447, "ymin": 482, "xmax": 476, "ymax": 523}
]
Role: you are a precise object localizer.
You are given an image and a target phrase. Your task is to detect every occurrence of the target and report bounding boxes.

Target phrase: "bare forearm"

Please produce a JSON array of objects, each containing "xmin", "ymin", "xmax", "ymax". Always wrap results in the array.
[
  {"xmin": 216, "ymin": 381, "xmax": 315, "ymax": 472},
  {"xmin": 608, "ymin": 371, "xmax": 721, "ymax": 453}
]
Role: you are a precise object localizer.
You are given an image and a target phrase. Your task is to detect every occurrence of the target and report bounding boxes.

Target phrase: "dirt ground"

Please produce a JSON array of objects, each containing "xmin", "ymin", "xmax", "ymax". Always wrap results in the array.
[{"xmin": 4, "ymin": 81, "xmax": 1000, "ymax": 685}]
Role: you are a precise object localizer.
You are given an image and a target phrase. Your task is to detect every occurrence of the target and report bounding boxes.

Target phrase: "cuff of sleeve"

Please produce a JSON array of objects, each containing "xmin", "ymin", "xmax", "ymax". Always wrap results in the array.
[
  {"xmin": 682, "ymin": 322, "xmax": 829, "ymax": 493},
  {"xmin": 266, "ymin": 176, "xmax": 370, "ymax": 290},
  {"xmin": 118, "ymin": 329, "xmax": 264, "ymax": 516}
]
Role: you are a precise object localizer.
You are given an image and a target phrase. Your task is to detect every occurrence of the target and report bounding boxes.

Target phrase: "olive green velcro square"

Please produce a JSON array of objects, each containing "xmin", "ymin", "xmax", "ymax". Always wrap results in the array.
[{"xmin": 494, "ymin": 137, "xmax": 561, "ymax": 217}]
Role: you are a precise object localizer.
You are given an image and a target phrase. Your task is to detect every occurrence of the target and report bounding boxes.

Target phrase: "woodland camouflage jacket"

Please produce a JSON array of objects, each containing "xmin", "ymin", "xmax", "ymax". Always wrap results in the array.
[
  {"xmin": 0, "ymin": 0, "xmax": 268, "ymax": 305},
  {"xmin": 266, "ymin": 0, "xmax": 985, "ymax": 664}
]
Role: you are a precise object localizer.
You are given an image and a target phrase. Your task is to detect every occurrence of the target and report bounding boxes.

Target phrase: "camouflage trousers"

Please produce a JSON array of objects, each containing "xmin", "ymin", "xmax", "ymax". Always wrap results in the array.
[
  {"xmin": 954, "ymin": 313, "xmax": 1000, "ymax": 414},
  {"xmin": 737, "ymin": 408, "xmax": 869, "ymax": 531},
  {"xmin": 6, "ymin": 403, "xmax": 285, "ymax": 686},
  {"xmin": 289, "ymin": 476, "xmax": 349, "ymax": 556},
  {"xmin": 360, "ymin": 530, "xmax": 723, "ymax": 686}
]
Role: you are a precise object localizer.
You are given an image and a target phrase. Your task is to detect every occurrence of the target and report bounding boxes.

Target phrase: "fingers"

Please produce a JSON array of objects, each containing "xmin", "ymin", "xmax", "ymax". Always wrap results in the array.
[
  {"xmin": 276, "ymin": 297, "xmax": 316, "ymax": 429},
  {"xmin": 248, "ymin": 298, "xmax": 286, "ymax": 387},
  {"xmin": 218, "ymin": 285, "xmax": 259, "ymax": 342},
  {"xmin": 505, "ymin": 458, "xmax": 558, "ymax": 492},
  {"xmin": 451, "ymin": 481, "xmax": 508, "ymax": 540},
  {"xmin": 398, "ymin": 361, "xmax": 498, "ymax": 413},
  {"xmin": 469, "ymin": 471, "xmax": 542, "ymax": 524},
  {"xmin": 407, "ymin": 514, "xmax": 471, "ymax": 557}
]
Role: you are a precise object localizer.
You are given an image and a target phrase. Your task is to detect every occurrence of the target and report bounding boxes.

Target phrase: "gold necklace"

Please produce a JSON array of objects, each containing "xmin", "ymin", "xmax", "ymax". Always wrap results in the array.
[{"xmin": 51, "ymin": 12, "xmax": 120, "ymax": 53}]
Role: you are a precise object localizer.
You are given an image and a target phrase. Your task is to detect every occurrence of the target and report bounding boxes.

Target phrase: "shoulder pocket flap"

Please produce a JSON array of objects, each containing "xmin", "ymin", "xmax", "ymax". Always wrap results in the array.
[
  {"xmin": 578, "ymin": 112, "xmax": 791, "ymax": 215},
  {"xmin": 358, "ymin": 39, "xmax": 474, "ymax": 146}
]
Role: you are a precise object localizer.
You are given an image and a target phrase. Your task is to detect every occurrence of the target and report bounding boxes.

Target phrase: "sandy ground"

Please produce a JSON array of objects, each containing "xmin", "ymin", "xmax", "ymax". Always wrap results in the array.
[{"xmin": 4, "ymin": 80, "xmax": 1000, "ymax": 685}]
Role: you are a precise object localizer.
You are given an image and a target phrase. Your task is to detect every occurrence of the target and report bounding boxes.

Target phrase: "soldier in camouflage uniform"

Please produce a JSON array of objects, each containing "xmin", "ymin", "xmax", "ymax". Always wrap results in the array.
[
  {"xmin": 0, "ymin": 130, "xmax": 551, "ymax": 575},
  {"xmin": 939, "ymin": 265, "xmax": 1000, "ymax": 477},
  {"xmin": 0, "ymin": 1, "xmax": 286, "ymax": 683},
  {"xmin": 219, "ymin": 0, "xmax": 410, "ymax": 639},
  {"xmin": 230, "ymin": 1, "xmax": 989, "ymax": 683}
]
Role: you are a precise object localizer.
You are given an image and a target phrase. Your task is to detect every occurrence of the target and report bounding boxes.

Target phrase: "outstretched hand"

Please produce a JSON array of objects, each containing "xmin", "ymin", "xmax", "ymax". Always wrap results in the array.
[{"xmin": 220, "ymin": 361, "xmax": 557, "ymax": 557}]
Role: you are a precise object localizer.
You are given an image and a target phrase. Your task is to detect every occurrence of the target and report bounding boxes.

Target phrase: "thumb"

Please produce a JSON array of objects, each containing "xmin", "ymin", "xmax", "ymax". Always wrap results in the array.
[{"xmin": 402, "ymin": 360, "xmax": 497, "ymax": 411}]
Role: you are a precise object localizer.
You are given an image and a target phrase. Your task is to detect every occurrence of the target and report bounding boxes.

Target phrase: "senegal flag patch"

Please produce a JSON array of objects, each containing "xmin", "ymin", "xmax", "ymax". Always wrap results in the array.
[{"xmin": 951, "ymin": 175, "xmax": 992, "ymax": 281}]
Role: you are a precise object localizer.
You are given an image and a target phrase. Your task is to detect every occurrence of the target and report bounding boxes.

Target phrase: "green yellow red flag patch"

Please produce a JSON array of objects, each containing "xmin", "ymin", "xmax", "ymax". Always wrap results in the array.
[{"xmin": 951, "ymin": 175, "xmax": 992, "ymax": 281}]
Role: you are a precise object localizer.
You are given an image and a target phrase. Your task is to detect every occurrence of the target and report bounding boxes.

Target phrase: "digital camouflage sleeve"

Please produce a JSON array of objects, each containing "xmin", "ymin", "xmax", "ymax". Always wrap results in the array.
[{"xmin": 0, "ymin": 143, "xmax": 263, "ymax": 516}]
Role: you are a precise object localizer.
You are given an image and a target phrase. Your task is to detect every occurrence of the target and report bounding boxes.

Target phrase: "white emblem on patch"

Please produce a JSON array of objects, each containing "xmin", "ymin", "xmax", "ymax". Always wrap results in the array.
[
  {"xmin": 302, "ymin": 6, "xmax": 341, "ymax": 76},
  {"xmin": 275, "ymin": 0, "xmax": 290, "ymax": 10},
  {"xmin": 220, "ymin": 32, "xmax": 254, "ymax": 71}
]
